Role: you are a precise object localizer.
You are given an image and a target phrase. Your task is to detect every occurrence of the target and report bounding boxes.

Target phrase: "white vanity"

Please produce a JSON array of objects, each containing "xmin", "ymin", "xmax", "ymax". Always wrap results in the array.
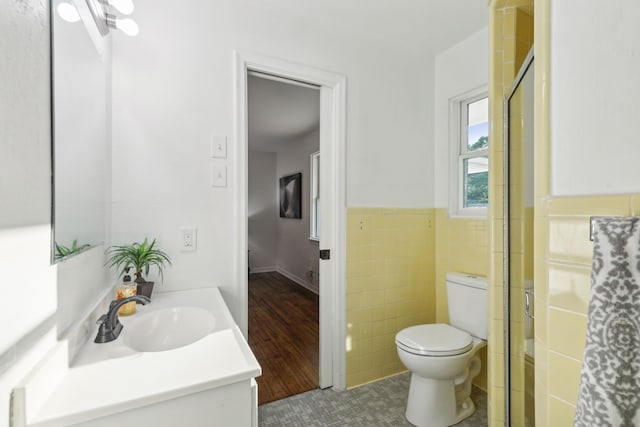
[{"xmin": 12, "ymin": 288, "xmax": 261, "ymax": 427}]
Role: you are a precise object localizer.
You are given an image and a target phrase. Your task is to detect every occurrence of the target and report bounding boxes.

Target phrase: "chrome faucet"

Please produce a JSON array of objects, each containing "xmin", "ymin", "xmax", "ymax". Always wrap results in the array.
[{"xmin": 94, "ymin": 295, "xmax": 150, "ymax": 343}]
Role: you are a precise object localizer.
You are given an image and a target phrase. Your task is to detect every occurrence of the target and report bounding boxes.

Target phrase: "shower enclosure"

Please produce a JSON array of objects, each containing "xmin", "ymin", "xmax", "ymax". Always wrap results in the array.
[{"xmin": 504, "ymin": 47, "xmax": 535, "ymax": 427}]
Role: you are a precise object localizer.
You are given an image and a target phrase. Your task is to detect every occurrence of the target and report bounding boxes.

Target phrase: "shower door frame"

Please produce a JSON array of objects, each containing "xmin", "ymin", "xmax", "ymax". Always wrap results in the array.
[{"xmin": 503, "ymin": 46, "xmax": 535, "ymax": 426}]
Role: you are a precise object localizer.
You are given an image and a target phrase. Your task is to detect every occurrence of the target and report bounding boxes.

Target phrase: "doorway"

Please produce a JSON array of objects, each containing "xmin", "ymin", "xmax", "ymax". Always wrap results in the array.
[
  {"xmin": 234, "ymin": 51, "xmax": 347, "ymax": 391},
  {"xmin": 247, "ymin": 71, "xmax": 321, "ymax": 403}
]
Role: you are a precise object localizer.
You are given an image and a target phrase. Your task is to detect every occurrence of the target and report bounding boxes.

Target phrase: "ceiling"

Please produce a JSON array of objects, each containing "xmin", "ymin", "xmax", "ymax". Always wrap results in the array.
[
  {"xmin": 248, "ymin": 75, "xmax": 320, "ymax": 152},
  {"xmin": 254, "ymin": 0, "xmax": 488, "ymax": 54},
  {"xmin": 247, "ymin": 1, "xmax": 488, "ymax": 152}
]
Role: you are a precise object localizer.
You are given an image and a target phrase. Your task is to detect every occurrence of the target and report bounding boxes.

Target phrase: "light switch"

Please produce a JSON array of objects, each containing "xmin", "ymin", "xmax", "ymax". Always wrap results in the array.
[
  {"xmin": 211, "ymin": 163, "xmax": 227, "ymax": 187},
  {"xmin": 210, "ymin": 135, "xmax": 227, "ymax": 159}
]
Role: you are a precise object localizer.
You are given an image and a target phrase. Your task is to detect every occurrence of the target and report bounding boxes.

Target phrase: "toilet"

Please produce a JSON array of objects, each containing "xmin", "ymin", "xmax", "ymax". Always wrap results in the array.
[{"xmin": 396, "ymin": 273, "xmax": 488, "ymax": 427}]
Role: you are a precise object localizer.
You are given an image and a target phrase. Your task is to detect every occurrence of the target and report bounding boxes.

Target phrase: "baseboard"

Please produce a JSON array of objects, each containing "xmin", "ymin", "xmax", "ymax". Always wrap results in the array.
[
  {"xmin": 249, "ymin": 266, "xmax": 276, "ymax": 274},
  {"xmin": 276, "ymin": 267, "xmax": 319, "ymax": 295}
]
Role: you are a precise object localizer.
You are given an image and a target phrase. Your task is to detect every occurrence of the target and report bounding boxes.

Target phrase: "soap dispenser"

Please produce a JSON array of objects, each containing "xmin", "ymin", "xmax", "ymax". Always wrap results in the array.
[{"xmin": 116, "ymin": 267, "xmax": 137, "ymax": 316}]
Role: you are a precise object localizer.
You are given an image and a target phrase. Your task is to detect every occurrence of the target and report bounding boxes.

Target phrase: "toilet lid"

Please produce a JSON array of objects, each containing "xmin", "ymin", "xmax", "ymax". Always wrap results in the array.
[{"xmin": 396, "ymin": 324, "xmax": 473, "ymax": 356}]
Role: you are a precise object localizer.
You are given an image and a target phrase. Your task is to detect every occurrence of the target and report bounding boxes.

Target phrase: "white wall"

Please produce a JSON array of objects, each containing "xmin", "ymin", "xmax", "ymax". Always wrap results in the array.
[
  {"xmin": 0, "ymin": 3, "xmax": 113, "ymax": 424},
  {"xmin": 551, "ymin": 0, "xmax": 640, "ymax": 196},
  {"xmin": 248, "ymin": 151, "xmax": 278, "ymax": 271},
  {"xmin": 276, "ymin": 130, "xmax": 320, "ymax": 293},
  {"xmin": 0, "ymin": 2, "xmax": 57, "ymax": 425},
  {"xmin": 433, "ymin": 27, "xmax": 489, "ymax": 208},
  {"xmin": 111, "ymin": 0, "xmax": 434, "ymax": 320}
]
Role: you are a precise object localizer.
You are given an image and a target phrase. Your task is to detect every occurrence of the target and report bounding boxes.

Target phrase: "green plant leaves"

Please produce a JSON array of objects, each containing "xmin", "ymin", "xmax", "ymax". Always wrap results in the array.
[
  {"xmin": 105, "ymin": 237, "xmax": 172, "ymax": 281},
  {"xmin": 55, "ymin": 239, "xmax": 90, "ymax": 261}
]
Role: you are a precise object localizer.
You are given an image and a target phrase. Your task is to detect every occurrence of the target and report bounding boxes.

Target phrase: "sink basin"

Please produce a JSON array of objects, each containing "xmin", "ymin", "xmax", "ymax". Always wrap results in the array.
[{"xmin": 123, "ymin": 307, "xmax": 216, "ymax": 352}]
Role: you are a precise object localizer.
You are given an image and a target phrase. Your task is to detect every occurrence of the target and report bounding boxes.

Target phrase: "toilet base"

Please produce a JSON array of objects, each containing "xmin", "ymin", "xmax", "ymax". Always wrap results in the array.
[
  {"xmin": 405, "ymin": 374, "xmax": 456, "ymax": 427},
  {"xmin": 404, "ymin": 354, "xmax": 482, "ymax": 427},
  {"xmin": 455, "ymin": 397, "xmax": 476, "ymax": 424}
]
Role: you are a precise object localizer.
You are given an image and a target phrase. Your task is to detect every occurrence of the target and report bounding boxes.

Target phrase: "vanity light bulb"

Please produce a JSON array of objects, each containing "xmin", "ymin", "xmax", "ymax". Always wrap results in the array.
[
  {"xmin": 109, "ymin": 0, "xmax": 134, "ymax": 15},
  {"xmin": 57, "ymin": 2, "xmax": 81, "ymax": 23},
  {"xmin": 115, "ymin": 18, "xmax": 139, "ymax": 36}
]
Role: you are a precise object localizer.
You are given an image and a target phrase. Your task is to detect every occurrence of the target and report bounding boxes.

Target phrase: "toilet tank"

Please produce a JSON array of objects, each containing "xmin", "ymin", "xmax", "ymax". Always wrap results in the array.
[{"xmin": 446, "ymin": 273, "xmax": 488, "ymax": 340}]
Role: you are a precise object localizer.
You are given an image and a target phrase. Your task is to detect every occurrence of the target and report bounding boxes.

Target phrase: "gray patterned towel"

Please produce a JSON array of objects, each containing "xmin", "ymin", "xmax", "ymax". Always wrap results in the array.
[{"xmin": 575, "ymin": 217, "xmax": 640, "ymax": 427}]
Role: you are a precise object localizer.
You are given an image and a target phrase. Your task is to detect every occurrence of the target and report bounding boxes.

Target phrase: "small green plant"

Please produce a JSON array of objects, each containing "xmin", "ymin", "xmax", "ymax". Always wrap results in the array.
[
  {"xmin": 105, "ymin": 238, "xmax": 172, "ymax": 283},
  {"xmin": 55, "ymin": 239, "xmax": 90, "ymax": 260}
]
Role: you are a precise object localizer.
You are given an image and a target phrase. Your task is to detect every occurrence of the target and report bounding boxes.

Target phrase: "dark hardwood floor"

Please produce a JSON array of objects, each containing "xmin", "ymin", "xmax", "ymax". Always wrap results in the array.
[{"xmin": 248, "ymin": 271, "xmax": 319, "ymax": 405}]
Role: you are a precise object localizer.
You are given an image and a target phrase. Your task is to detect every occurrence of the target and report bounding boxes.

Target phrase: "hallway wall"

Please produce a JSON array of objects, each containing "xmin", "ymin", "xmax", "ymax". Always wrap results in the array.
[
  {"xmin": 275, "ymin": 130, "xmax": 320, "ymax": 293},
  {"xmin": 248, "ymin": 151, "xmax": 278, "ymax": 272}
]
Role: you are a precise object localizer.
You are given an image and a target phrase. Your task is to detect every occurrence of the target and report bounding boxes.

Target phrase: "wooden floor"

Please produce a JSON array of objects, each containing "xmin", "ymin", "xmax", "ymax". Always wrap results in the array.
[{"xmin": 248, "ymin": 272, "xmax": 319, "ymax": 405}]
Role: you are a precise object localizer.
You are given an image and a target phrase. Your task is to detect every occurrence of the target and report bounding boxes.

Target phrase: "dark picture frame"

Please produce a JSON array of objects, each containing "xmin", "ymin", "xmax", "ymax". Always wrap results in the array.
[{"xmin": 279, "ymin": 172, "xmax": 302, "ymax": 219}]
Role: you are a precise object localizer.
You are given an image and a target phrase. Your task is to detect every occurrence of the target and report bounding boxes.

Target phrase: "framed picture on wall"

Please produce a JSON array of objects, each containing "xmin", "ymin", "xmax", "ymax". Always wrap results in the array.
[{"xmin": 279, "ymin": 172, "xmax": 302, "ymax": 219}]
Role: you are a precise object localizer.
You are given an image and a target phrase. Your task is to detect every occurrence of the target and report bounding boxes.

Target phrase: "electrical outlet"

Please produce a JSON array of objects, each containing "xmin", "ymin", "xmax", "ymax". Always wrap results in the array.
[{"xmin": 180, "ymin": 227, "xmax": 197, "ymax": 252}]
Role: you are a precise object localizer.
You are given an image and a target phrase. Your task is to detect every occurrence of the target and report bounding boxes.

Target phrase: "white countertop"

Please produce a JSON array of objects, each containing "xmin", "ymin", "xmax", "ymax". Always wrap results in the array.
[{"xmin": 20, "ymin": 288, "xmax": 261, "ymax": 427}]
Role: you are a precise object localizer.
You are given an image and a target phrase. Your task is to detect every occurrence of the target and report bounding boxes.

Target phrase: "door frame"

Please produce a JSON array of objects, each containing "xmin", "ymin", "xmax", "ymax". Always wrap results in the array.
[{"xmin": 234, "ymin": 50, "xmax": 347, "ymax": 390}]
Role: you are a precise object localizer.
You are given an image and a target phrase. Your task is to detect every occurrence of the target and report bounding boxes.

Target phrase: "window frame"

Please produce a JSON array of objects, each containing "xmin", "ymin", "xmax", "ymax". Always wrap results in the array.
[
  {"xmin": 309, "ymin": 151, "xmax": 320, "ymax": 241},
  {"xmin": 449, "ymin": 86, "xmax": 489, "ymax": 218}
]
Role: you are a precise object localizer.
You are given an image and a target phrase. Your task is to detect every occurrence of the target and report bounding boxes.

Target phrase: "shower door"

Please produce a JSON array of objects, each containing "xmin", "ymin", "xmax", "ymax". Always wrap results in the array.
[{"xmin": 505, "ymin": 48, "xmax": 535, "ymax": 427}]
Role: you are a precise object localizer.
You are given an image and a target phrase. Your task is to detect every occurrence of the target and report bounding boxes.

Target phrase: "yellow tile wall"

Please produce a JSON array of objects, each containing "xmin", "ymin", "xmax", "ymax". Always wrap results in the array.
[
  {"xmin": 434, "ymin": 208, "xmax": 489, "ymax": 390},
  {"xmin": 345, "ymin": 208, "xmax": 436, "ymax": 388},
  {"xmin": 346, "ymin": 207, "xmax": 492, "ymax": 391},
  {"xmin": 515, "ymin": 9, "xmax": 534, "ymax": 71},
  {"xmin": 533, "ymin": 0, "xmax": 551, "ymax": 424}
]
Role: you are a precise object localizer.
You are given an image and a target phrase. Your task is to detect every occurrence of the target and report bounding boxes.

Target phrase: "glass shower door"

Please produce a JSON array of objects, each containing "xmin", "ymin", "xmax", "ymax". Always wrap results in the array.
[{"xmin": 506, "ymin": 51, "xmax": 535, "ymax": 427}]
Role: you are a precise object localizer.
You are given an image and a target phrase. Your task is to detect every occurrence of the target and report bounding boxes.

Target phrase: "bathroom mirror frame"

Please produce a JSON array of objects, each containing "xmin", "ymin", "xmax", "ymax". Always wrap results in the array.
[{"xmin": 503, "ymin": 45, "xmax": 535, "ymax": 426}]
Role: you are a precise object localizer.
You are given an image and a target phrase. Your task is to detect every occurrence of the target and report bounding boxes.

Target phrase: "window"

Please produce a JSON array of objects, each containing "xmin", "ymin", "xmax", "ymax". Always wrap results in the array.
[
  {"xmin": 310, "ymin": 151, "xmax": 320, "ymax": 240},
  {"xmin": 450, "ymin": 90, "xmax": 489, "ymax": 216}
]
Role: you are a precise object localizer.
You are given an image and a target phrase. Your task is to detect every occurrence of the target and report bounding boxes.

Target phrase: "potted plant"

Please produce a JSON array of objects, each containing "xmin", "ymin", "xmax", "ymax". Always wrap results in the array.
[{"xmin": 106, "ymin": 237, "xmax": 172, "ymax": 298}]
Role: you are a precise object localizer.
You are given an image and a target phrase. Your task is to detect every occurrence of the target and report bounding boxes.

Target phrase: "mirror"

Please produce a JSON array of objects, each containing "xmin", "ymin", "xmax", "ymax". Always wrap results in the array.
[
  {"xmin": 52, "ymin": 0, "xmax": 109, "ymax": 263},
  {"xmin": 505, "ymin": 49, "xmax": 535, "ymax": 427}
]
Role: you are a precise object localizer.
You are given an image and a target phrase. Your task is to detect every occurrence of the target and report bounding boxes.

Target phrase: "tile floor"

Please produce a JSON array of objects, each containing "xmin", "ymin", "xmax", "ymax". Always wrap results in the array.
[{"xmin": 259, "ymin": 372, "xmax": 488, "ymax": 426}]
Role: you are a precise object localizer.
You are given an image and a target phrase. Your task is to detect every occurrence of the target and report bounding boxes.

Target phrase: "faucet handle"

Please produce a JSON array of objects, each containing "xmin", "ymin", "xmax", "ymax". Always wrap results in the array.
[
  {"xmin": 95, "ymin": 296, "xmax": 149, "ymax": 344},
  {"xmin": 96, "ymin": 314, "xmax": 107, "ymax": 325}
]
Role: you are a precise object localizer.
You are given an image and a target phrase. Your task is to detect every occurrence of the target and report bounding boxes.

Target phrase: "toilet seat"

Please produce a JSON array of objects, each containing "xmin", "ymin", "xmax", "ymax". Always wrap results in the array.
[{"xmin": 396, "ymin": 324, "xmax": 473, "ymax": 356}]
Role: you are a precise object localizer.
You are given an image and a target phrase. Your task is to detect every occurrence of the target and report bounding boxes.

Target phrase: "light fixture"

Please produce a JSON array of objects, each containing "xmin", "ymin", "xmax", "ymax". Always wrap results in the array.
[
  {"xmin": 85, "ymin": 0, "xmax": 139, "ymax": 36},
  {"xmin": 100, "ymin": 0, "xmax": 134, "ymax": 15},
  {"xmin": 106, "ymin": 14, "xmax": 139, "ymax": 36},
  {"xmin": 57, "ymin": 2, "xmax": 81, "ymax": 23}
]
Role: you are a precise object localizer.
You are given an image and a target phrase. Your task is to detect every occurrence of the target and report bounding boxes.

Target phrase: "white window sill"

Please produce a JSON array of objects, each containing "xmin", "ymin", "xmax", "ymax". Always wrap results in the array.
[{"xmin": 448, "ymin": 210, "xmax": 488, "ymax": 219}]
